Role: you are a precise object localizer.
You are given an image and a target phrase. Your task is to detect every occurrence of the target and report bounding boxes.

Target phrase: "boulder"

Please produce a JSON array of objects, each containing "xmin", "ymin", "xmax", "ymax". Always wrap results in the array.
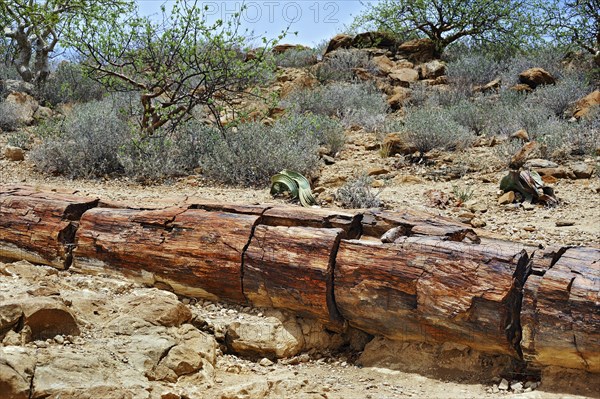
[
  {"xmin": 272, "ymin": 44, "xmax": 304, "ymax": 54},
  {"xmin": 419, "ymin": 60, "xmax": 446, "ymax": 79},
  {"xmin": 4, "ymin": 92, "xmax": 38, "ymax": 125},
  {"xmin": 225, "ymin": 311, "xmax": 304, "ymax": 358},
  {"xmin": 572, "ymin": 90, "xmax": 600, "ymax": 119},
  {"xmin": 389, "ymin": 67, "xmax": 419, "ymax": 86},
  {"xmin": 0, "ymin": 347, "xmax": 36, "ymax": 399},
  {"xmin": 382, "ymin": 132, "xmax": 418, "ymax": 155},
  {"xmin": 0, "ymin": 79, "xmax": 35, "ymax": 96},
  {"xmin": 396, "ymin": 38, "xmax": 436, "ymax": 63},
  {"xmin": 387, "ymin": 87, "xmax": 412, "ymax": 109},
  {"xmin": 18, "ymin": 297, "xmax": 80, "ymax": 340},
  {"xmin": 3, "ymin": 146, "xmax": 25, "ymax": 161},
  {"xmin": 324, "ymin": 34, "xmax": 353, "ymax": 55},
  {"xmin": 118, "ymin": 290, "xmax": 192, "ymax": 327},
  {"xmin": 0, "ymin": 304, "xmax": 22, "ymax": 339},
  {"xmin": 519, "ymin": 67, "xmax": 556, "ymax": 89},
  {"xmin": 473, "ymin": 78, "xmax": 501, "ymax": 93},
  {"xmin": 371, "ymin": 55, "xmax": 395, "ymax": 74},
  {"xmin": 352, "ymin": 31, "xmax": 397, "ymax": 50}
]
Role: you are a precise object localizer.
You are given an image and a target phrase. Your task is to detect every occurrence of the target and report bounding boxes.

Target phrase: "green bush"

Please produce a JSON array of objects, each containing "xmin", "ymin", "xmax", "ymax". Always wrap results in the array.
[
  {"xmin": 6, "ymin": 131, "xmax": 32, "ymax": 149},
  {"xmin": 119, "ymin": 120, "xmax": 212, "ymax": 182},
  {"xmin": 316, "ymin": 49, "xmax": 374, "ymax": 82},
  {"xmin": 527, "ymin": 72, "xmax": 592, "ymax": 117},
  {"xmin": 448, "ymin": 99, "xmax": 490, "ymax": 135},
  {"xmin": 447, "ymin": 53, "xmax": 501, "ymax": 87},
  {"xmin": 200, "ymin": 115, "xmax": 321, "ymax": 187},
  {"xmin": 275, "ymin": 48, "xmax": 318, "ymax": 68},
  {"xmin": 283, "ymin": 82, "xmax": 388, "ymax": 131},
  {"xmin": 30, "ymin": 98, "xmax": 130, "ymax": 178},
  {"xmin": 402, "ymin": 105, "xmax": 474, "ymax": 154},
  {"xmin": 336, "ymin": 174, "xmax": 382, "ymax": 209},
  {"xmin": 40, "ymin": 61, "xmax": 105, "ymax": 105}
]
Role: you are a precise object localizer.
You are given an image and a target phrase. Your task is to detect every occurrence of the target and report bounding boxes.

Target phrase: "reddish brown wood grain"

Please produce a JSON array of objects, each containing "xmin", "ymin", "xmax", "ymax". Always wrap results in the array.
[
  {"xmin": 244, "ymin": 225, "xmax": 344, "ymax": 330},
  {"xmin": 335, "ymin": 236, "xmax": 529, "ymax": 356},
  {"xmin": 73, "ymin": 207, "xmax": 259, "ymax": 303},
  {"xmin": 0, "ymin": 185, "xmax": 98, "ymax": 268}
]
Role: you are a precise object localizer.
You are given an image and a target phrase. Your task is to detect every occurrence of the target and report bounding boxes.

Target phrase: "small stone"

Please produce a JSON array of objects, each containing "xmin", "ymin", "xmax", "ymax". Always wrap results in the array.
[
  {"xmin": 524, "ymin": 381, "xmax": 539, "ymax": 389},
  {"xmin": 34, "ymin": 340, "xmax": 48, "ymax": 348},
  {"xmin": 4, "ymin": 145, "xmax": 25, "ymax": 161},
  {"xmin": 524, "ymin": 159, "xmax": 558, "ymax": 169},
  {"xmin": 522, "ymin": 202, "xmax": 535, "ymax": 211},
  {"xmin": 498, "ymin": 378, "xmax": 509, "ymax": 390},
  {"xmin": 498, "ymin": 191, "xmax": 515, "ymax": 205},
  {"xmin": 523, "ymin": 226, "xmax": 536, "ymax": 232},
  {"xmin": 53, "ymin": 335, "xmax": 64, "ymax": 344},
  {"xmin": 322, "ymin": 155, "xmax": 336, "ymax": 165},
  {"xmin": 511, "ymin": 381, "xmax": 523, "ymax": 391},
  {"xmin": 457, "ymin": 212, "xmax": 475, "ymax": 222},
  {"xmin": 371, "ymin": 179, "xmax": 385, "ymax": 188},
  {"xmin": 368, "ymin": 167, "xmax": 390, "ymax": 176},
  {"xmin": 470, "ymin": 218, "xmax": 486, "ymax": 228},
  {"xmin": 259, "ymin": 357, "xmax": 274, "ymax": 367},
  {"xmin": 570, "ymin": 162, "xmax": 594, "ymax": 179},
  {"xmin": 556, "ymin": 220, "xmax": 575, "ymax": 227}
]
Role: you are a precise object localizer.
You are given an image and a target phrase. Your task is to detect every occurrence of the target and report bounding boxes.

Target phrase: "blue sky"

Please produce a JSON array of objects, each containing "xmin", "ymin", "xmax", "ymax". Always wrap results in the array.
[{"xmin": 136, "ymin": 1, "xmax": 375, "ymax": 47}]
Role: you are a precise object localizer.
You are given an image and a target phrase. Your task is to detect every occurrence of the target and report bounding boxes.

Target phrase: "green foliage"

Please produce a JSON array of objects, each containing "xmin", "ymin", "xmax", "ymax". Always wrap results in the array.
[
  {"xmin": 40, "ymin": 61, "xmax": 105, "ymax": 105},
  {"xmin": 336, "ymin": 174, "xmax": 383, "ymax": 209},
  {"xmin": 447, "ymin": 53, "xmax": 501, "ymax": 87},
  {"xmin": 6, "ymin": 131, "xmax": 31, "ymax": 149},
  {"xmin": 528, "ymin": 72, "xmax": 592, "ymax": 117},
  {"xmin": 270, "ymin": 170, "xmax": 317, "ymax": 207},
  {"xmin": 74, "ymin": 0, "xmax": 280, "ymax": 136},
  {"xmin": 200, "ymin": 115, "xmax": 321, "ymax": 187},
  {"xmin": 402, "ymin": 105, "xmax": 474, "ymax": 154},
  {"xmin": 448, "ymin": 100, "xmax": 490, "ymax": 135},
  {"xmin": 275, "ymin": 48, "xmax": 318, "ymax": 68},
  {"xmin": 351, "ymin": 0, "xmax": 546, "ymax": 57},
  {"xmin": 452, "ymin": 185, "xmax": 475, "ymax": 203},
  {"xmin": 283, "ymin": 82, "xmax": 388, "ymax": 131},
  {"xmin": 30, "ymin": 98, "xmax": 130, "ymax": 178},
  {"xmin": 315, "ymin": 49, "xmax": 374, "ymax": 82},
  {"xmin": 284, "ymin": 112, "xmax": 345, "ymax": 155},
  {"xmin": 0, "ymin": 0, "xmax": 133, "ymax": 84}
]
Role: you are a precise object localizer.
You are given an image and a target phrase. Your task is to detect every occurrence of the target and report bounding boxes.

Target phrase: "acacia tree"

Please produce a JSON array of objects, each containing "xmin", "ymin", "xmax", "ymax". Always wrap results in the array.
[
  {"xmin": 74, "ymin": 0, "xmax": 280, "ymax": 136},
  {"xmin": 351, "ymin": 0, "xmax": 545, "ymax": 57},
  {"xmin": 0, "ymin": 0, "xmax": 132, "ymax": 85},
  {"xmin": 545, "ymin": 0, "xmax": 600, "ymax": 66}
]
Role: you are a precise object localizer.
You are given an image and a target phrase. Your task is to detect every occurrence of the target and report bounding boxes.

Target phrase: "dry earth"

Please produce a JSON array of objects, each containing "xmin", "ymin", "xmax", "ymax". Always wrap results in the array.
[{"xmin": 1, "ymin": 127, "xmax": 599, "ymax": 399}]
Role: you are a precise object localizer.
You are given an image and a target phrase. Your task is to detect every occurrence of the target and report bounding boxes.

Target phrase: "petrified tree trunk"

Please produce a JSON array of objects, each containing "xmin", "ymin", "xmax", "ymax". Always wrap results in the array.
[
  {"xmin": 334, "ymin": 236, "xmax": 529, "ymax": 357},
  {"xmin": 244, "ymin": 225, "xmax": 344, "ymax": 330},
  {"xmin": 522, "ymin": 246, "xmax": 600, "ymax": 372},
  {"xmin": 73, "ymin": 207, "xmax": 259, "ymax": 303},
  {"xmin": 0, "ymin": 186, "xmax": 98, "ymax": 269}
]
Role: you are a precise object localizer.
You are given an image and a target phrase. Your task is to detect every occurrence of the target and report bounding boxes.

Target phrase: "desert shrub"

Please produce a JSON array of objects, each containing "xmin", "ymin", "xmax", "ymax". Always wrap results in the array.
[
  {"xmin": 484, "ymin": 101, "xmax": 553, "ymax": 137},
  {"xmin": 316, "ymin": 49, "xmax": 374, "ymax": 82},
  {"xmin": 425, "ymin": 86, "xmax": 471, "ymax": 107},
  {"xmin": 448, "ymin": 99, "xmax": 490, "ymax": 135},
  {"xmin": 447, "ymin": 53, "xmax": 501, "ymax": 87},
  {"xmin": 283, "ymin": 82, "xmax": 388, "ymax": 131},
  {"xmin": 537, "ymin": 115, "xmax": 600, "ymax": 159},
  {"xmin": 275, "ymin": 48, "xmax": 318, "ymax": 68},
  {"xmin": 336, "ymin": 174, "xmax": 382, "ymax": 209},
  {"xmin": 118, "ymin": 121, "xmax": 211, "ymax": 182},
  {"xmin": 200, "ymin": 115, "xmax": 320, "ymax": 187},
  {"xmin": 284, "ymin": 112, "xmax": 345, "ymax": 155},
  {"xmin": 41, "ymin": 61, "xmax": 105, "ymax": 105},
  {"xmin": 0, "ymin": 100, "xmax": 20, "ymax": 131},
  {"xmin": 6, "ymin": 131, "xmax": 31, "ymax": 149},
  {"xmin": 402, "ymin": 105, "xmax": 474, "ymax": 154},
  {"xmin": 499, "ymin": 47, "xmax": 568, "ymax": 86},
  {"xmin": 30, "ymin": 98, "xmax": 130, "ymax": 178},
  {"xmin": 526, "ymin": 72, "xmax": 592, "ymax": 117}
]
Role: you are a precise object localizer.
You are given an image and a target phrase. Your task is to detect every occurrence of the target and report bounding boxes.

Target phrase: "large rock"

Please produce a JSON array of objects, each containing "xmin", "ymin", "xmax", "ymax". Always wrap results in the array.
[
  {"xmin": 3, "ymin": 146, "xmax": 25, "ymax": 162},
  {"xmin": 118, "ymin": 289, "xmax": 192, "ymax": 327},
  {"xmin": 17, "ymin": 297, "xmax": 80, "ymax": 340},
  {"xmin": 272, "ymin": 44, "xmax": 304, "ymax": 54},
  {"xmin": 225, "ymin": 311, "xmax": 304, "ymax": 358},
  {"xmin": 396, "ymin": 38, "xmax": 436, "ymax": 63},
  {"xmin": 572, "ymin": 90, "xmax": 600, "ymax": 119},
  {"xmin": 0, "ymin": 79, "xmax": 35, "ymax": 96},
  {"xmin": 4, "ymin": 92, "xmax": 38, "ymax": 125},
  {"xmin": 0, "ymin": 304, "xmax": 22, "ymax": 339},
  {"xmin": 419, "ymin": 60, "xmax": 446, "ymax": 79},
  {"xmin": 519, "ymin": 67, "xmax": 556, "ymax": 89},
  {"xmin": 157, "ymin": 324, "xmax": 216, "ymax": 379},
  {"xmin": 323, "ymin": 34, "xmax": 353, "ymax": 55},
  {"xmin": 0, "ymin": 347, "xmax": 36, "ymax": 399},
  {"xmin": 382, "ymin": 132, "xmax": 418, "ymax": 155},
  {"xmin": 351, "ymin": 31, "xmax": 397, "ymax": 50},
  {"xmin": 371, "ymin": 55, "xmax": 395, "ymax": 74},
  {"xmin": 389, "ymin": 67, "xmax": 419, "ymax": 86},
  {"xmin": 387, "ymin": 87, "xmax": 412, "ymax": 110}
]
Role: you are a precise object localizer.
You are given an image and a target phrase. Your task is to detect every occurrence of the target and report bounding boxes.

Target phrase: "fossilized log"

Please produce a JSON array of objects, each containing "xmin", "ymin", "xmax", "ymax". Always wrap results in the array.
[
  {"xmin": 0, "ymin": 185, "xmax": 98, "ymax": 268},
  {"xmin": 244, "ymin": 225, "xmax": 344, "ymax": 330},
  {"xmin": 334, "ymin": 236, "xmax": 529, "ymax": 357},
  {"xmin": 522, "ymin": 246, "xmax": 600, "ymax": 372},
  {"xmin": 72, "ymin": 207, "xmax": 259, "ymax": 303}
]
